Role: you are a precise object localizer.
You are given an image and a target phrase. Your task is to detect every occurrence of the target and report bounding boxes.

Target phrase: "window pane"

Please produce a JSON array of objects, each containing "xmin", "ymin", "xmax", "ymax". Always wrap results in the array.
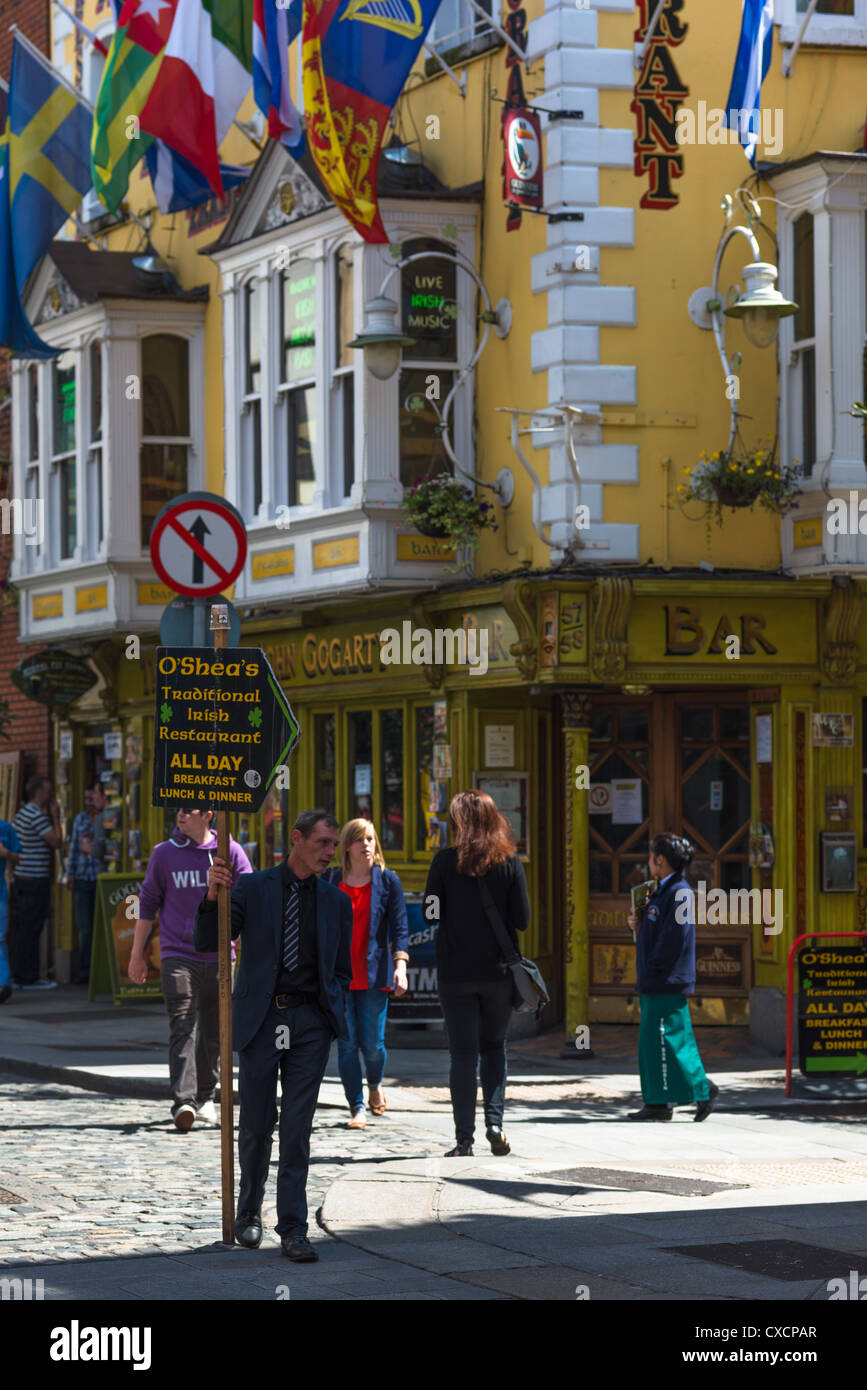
[
  {"xmin": 28, "ymin": 365, "xmax": 39, "ymax": 460},
  {"xmin": 398, "ymin": 366, "xmax": 454, "ymax": 488},
  {"xmin": 282, "ymin": 258, "xmax": 316, "ymax": 383},
  {"xmin": 59, "ymin": 458, "xmax": 76, "ymax": 559},
  {"xmin": 379, "ymin": 708, "xmax": 404, "ymax": 853},
  {"xmin": 53, "ymin": 351, "xmax": 76, "ymax": 456},
  {"xmin": 341, "ymin": 374, "xmax": 355, "ymax": 498},
  {"xmin": 682, "ymin": 755, "xmax": 750, "ymax": 847},
  {"xmin": 142, "ymin": 335, "xmax": 190, "ymax": 436},
  {"xmin": 288, "ymin": 385, "xmax": 317, "ymax": 505},
  {"xmin": 797, "ymin": 0, "xmax": 853, "ymax": 12},
  {"xmin": 88, "ymin": 448, "xmax": 103, "ymax": 548},
  {"xmin": 245, "ymin": 281, "xmax": 261, "ymax": 395},
  {"xmin": 242, "ymin": 398, "xmax": 262, "ymax": 514},
  {"xmin": 618, "ymin": 707, "xmax": 649, "ymax": 742},
  {"xmin": 793, "ymin": 213, "xmax": 814, "ymax": 341},
  {"xmin": 589, "ymin": 859, "xmax": 612, "ymax": 894},
  {"xmin": 415, "ymin": 704, "xmax": 438, "ymax": 852},
  {"xmin": 719, "ymin": 706, "xmax": 749, "ymax": 741},
  {"xmin": 681, "ymin": 706, "xmax": 714, "ymax": 742},
  {"xmin": 801, "ymin": 346, "xmax": 816, "ymax": 475},
  {"xmin": 402, "ymin": 239, "xmax": 457, "ymax": 361},
  {"xmin": 314, "ymin": 713, "xmax": 336, "ymax": 815},
  {"xmin": 347, "ymin": 711, "xmax": 372, "ymax": 822},
  {"xmin": 335, "ymin": 245, "xmax": 354, "ymax": 369},
  {"xmin": 140, "ymin": 443, "xmax": 188, "ymax": 548},
  {"xmin": 90, "ymin": 341, "xmax": 102, "ymax": 442}
]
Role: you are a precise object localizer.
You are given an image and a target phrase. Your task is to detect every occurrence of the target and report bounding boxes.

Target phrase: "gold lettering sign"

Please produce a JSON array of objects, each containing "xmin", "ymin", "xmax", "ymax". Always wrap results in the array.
[
  {"xmin": 313, "ymin": 537, "xmax": 359, "ymax": 570},
  {"xmin": 396, "ymin": 534, "xmax": 455, "ymax": 562},
  {"xmin": 75, "ymin": 584, "xmax": 108, "ymax": 613},
  {"xmin": 33, "ymin": 593, "xmax": 63, "ymax": 619},
  {"xmin": 137, "ymin": 582, "xmax": 174, "ymax": 606},
  {"xmin": 793, "ymin": 518, "xmax": 822, "ymax": 550},
  {"xmin": 663, "ymin": 605, "xmax": 778, "ymax": 657},
  {"xmin": 252, "ymin": 548, "xmax": 295, "ymax": 580}
]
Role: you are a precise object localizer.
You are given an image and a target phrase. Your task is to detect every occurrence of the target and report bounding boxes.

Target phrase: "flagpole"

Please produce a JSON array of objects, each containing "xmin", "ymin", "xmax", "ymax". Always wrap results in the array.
[
  {"xmin": 50, "ymin": 0, "xmax": 109, "ymax": 57},
  {"xmin": 7, "ymin": 25, "xmax": 95, "ymax": 113},
  {"xmin": 782, "ymin": 0, "xmax": 819, "ymax": 78}
]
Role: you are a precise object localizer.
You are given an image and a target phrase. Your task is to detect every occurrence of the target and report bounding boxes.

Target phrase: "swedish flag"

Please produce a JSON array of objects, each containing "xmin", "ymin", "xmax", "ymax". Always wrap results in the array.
[{"xmin": 0, "ymin": 32, "xmax": 92, "ymax": 357}]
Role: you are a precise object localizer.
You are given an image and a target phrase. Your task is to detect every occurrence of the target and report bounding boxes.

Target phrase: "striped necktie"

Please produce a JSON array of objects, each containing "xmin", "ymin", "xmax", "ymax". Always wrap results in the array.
[{"xmin": 283, "ymin": 879, "xmax": 301, "ymax": 974}]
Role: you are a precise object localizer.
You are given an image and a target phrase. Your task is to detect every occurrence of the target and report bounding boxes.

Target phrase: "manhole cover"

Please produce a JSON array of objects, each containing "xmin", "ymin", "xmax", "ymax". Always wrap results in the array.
[
  {"xmin": 664, "ymin": 1239, "xmax": 866, "ymax": 1282},
  {"xmin": 535, "ymin": 1168, "xmax": 748, "ymax": 1197},
  {"xmin": 0, "ymin": 1188, "xmax": 25, "ymax": 1204}
]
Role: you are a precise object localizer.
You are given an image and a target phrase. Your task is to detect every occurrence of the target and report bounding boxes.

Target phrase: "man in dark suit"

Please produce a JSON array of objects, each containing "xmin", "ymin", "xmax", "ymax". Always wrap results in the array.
[{"xmin": 195, "ymin": 809, "xmax": 352, "ymax": 1262}]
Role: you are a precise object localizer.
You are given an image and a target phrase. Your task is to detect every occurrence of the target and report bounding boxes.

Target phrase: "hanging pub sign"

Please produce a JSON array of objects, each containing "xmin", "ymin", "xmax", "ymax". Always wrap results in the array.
[
  {"xmin": 503, "ymin": 108, "xmax": 543, "ymax": 211},
  {"xmin": 630, "ymin": 0, "xmax": 689, "ymax": 211},
  {"xmin": 10, "ymin": 650, "xmax": 98, "ymax": 708},
  {"xmin": 501, "ymin": 0, "xmax": 530, "ymax": 231}
]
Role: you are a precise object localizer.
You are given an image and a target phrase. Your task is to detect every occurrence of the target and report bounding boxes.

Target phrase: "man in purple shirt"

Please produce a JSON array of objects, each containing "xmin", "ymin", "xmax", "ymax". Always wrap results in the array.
[{"xmin": 129, "ymin": 807, "xmax": 252, "ymax": 1131}]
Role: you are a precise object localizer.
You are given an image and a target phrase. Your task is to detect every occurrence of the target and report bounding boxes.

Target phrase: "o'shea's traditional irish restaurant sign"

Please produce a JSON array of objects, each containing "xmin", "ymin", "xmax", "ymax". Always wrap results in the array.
[{"xmin": 631, "ymin": 0, "xmax": 689, "ymax": 210}]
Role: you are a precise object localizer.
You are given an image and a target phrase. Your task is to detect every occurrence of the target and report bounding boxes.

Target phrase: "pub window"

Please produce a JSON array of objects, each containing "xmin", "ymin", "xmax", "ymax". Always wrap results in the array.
[
  {"xmin": 87, "ymin": 340, "xmax": 104, "ymax": 555},
  {"xmin": 241, "ymin": 279, "xmax": 263, "ymax": 517},
  {"xmin": 50, "ymin": 350, "xmax": 77, "ymax": 561},
  {"xmin": 399, "ymin": 237, "xmax": 457, "ymax": 489},
  {"xmin": 140, "ymin": 334, "xmax": 190, "ymax": 549},
  {"xmin": 347, "ymin": 710, "xmax": 373, "ymax": 822},
  {"xmin": 792, "ymin": 212, "xmax": 816, "ymax": 476},
  {"xmin": 415, "ymin": 704, "xmax": 439, "ymax": 853},
  {"xmin": 334, "ymin": 244, "xmax": 356, "ymax": 500},
  {"xmin": 279, "ymin": 257, "xmax": 317, "ymax": 507},
  {"xmin": 314, "ymin": 712, "xmax": 336, "ymax": 815},
  {"xmin": 379, "ymin": 708, "xmax": 404, "ymax": 852}
]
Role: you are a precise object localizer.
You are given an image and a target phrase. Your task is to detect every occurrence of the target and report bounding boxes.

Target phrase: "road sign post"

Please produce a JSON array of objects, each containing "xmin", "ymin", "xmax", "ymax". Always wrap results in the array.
[
  {"xmin": 210, "ymin": 603, "xmax": 235, "ymax": 1247},
  {"xmin": 149, "ymin": 492, "xmax": 247, "ymax": 600}
]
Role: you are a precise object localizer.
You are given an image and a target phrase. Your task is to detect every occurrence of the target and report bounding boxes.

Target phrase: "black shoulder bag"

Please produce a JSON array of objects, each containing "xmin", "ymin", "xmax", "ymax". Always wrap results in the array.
[{"xmin": 477, "ymin": 877, "xmax": 550, "ymax": 1016}]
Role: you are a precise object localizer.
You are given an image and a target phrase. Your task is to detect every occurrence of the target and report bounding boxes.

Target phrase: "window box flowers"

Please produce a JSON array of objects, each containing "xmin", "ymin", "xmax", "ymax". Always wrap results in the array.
[
  {"xmin": 404, "ymin": 473, "xmax": 497, "ymax": 552},
  {"xmin": 676, "ymin": 441, "xmax": 802, "ymax": 539}
]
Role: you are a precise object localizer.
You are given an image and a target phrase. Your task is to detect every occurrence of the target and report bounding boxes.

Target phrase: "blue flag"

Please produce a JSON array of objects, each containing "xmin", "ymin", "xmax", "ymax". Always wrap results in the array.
[
  {"xmin": 724, "ymin": 0, "xmax": 775, "ymax": 167},
  {"xmin": 144, "ymin": 141, "xmax": 249, "ymax": 215},
  {"xmin": 1, "ymin": 34, "xmax": 92, "ymax": 357}
]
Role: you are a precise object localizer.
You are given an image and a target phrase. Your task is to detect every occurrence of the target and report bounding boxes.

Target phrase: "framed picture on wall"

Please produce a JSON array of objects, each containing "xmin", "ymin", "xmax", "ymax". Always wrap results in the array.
[
  {"xmin": 820, "ymin": 832, "xmax": 857, "ymax": 893},
  {"xmin": 472, "ymin": 772, "xmax": 529, "ymax": 858}
]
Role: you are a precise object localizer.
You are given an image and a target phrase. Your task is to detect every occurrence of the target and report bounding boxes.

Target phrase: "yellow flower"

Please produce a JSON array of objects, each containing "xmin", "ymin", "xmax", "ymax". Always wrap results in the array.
[{"xmin": 747, "ymin": 468, "xmax": 755, "ymax": 473}]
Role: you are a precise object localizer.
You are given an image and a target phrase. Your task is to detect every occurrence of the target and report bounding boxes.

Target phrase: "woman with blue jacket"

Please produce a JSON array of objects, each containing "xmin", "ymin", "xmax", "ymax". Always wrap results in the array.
[
  {"xmin": 323, "ymin": 819, "xmax": 409, "ymax": 1127},
  {"xmin": 626, "ymin": 832, "xmax": 719, "ymax": 1123}
]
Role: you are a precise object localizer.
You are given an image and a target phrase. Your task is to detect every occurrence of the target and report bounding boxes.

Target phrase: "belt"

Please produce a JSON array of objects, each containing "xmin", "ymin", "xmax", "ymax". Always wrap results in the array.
[{"xmin": 274, "ymin": 991, "xmax": 318, "ymax": 1009}]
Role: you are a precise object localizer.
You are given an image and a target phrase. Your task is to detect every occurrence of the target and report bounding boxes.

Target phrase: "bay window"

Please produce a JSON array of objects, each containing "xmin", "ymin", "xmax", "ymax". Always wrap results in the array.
[
  {"xmin": 140, "ymin": 334, "xmax": 190, "ymax": 549},
  {"xmin": 399, "ymin": 237, "xmax": 458, "ymax": 488},
  {"xmin": 333, "ymin": 244, "xmax": 356, "ymax": 500},
  {"xmin": 280, "ymin": 257, "xmax": 318, "ymax": 507}
]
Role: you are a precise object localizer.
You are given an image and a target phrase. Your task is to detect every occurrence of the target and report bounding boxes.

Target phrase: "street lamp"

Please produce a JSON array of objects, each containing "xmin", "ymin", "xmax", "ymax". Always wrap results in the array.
[
  {"xmin": 349, "ymin": 245, "xmax": 514, "ymax": 504},
  {"xmin": 688, "ymin": 191, "xmax": 797, "ymax": 453}
]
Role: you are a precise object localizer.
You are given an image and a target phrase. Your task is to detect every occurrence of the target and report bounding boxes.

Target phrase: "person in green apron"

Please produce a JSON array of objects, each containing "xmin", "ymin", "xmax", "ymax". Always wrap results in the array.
[{"xmin": 626, "ymin": 833, "xmax": 719, "ymax": 1122}]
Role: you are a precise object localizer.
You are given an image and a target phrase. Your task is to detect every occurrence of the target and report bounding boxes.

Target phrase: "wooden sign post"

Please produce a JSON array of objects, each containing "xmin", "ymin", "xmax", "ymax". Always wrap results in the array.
[{"xmin": 210, "ymin": 602, "xmax": 235, "ymax": 1246}]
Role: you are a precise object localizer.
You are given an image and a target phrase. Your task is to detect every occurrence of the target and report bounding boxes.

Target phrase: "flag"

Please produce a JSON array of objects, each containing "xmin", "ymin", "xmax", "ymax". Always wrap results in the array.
[
  {"xmin": 1, "ymin": 32, "xmax": 92, "ymax": 357},
  {"xmin": 723, "ymin": 0, "xmax": 775, "ymax": 167},
  {"xmin": 91, "ymin": 0, "xmax": 178, "ymax": 213},
  {"xmin": 253, "ymin": 0, "xmax": 304, "ymax": 151},
  {"xmin": 302, "ymin": 0, "xmax": 444, "ymax": 243},
  {"xmin": 139, "ymin": 0, "xmax": 254, "ymax": 199},
  {"xmin": 144, "ymin": 139, "xmax": 249, "ymax": 212}
]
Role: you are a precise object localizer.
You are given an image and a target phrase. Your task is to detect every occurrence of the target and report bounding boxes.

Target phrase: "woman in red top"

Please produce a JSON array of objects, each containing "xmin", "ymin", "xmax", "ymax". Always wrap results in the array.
[{"xmin": 324, "ymin": 820, "xmax": 409, "ymax": 1128}]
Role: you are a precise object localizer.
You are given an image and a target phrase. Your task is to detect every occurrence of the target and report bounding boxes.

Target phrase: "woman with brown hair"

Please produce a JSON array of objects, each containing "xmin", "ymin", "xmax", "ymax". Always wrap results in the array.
[
  {"xmin": 323, "ymin": 819, "xmax": 409, "ymax": 1128},
  {"xmin": 425, "ymin": 790, "xmax": 530, "ymax": 1157}
]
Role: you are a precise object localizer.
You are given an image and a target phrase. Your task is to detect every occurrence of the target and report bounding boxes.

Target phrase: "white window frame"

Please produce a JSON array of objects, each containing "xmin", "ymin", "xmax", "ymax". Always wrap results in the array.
[
  {"xmin": 778, "ymin": 0, "xmax": 867, "ymax": 48},
  {"xmin": 139, "ymin": 331, "xmax": 196, "ymax": 553},
  {"xmin": 277, "ymin": 253, "xmax": 320, "ymax": 511},
  {"xmin": 331, "ymin": 241, "xmax": 358, "ymax": 504},
  {"xmin": 48, "ymin": 349, "xmax": 79, "ymax": 567},
  {"xmin": 429, "ymin": 0, "xmax": 495, "ymax": 52},
  {"xmin": 84, "ymin": 336, "xmax": 105, "ymax": 559},
  {"xmin": 240, "ymin": 275, "xmax": 266, "ymax": 521}
]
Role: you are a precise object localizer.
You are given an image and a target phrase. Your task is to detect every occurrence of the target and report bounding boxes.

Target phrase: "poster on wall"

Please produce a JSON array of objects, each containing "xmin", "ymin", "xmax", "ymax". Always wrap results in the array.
[
  {"xmin": 89, "ymin": 874, "xmax": 162, "ymax": 1004},
  {"xmin": 811, "ymin": 713, "xmax": 854, "ymax": 747},
  {"xmin": 473, "ymin": 772, "xmax": 528, "ymax": 857},
  {"xmin": 611, "ymin": 779, "xmax": 643, "ymax": 825}
]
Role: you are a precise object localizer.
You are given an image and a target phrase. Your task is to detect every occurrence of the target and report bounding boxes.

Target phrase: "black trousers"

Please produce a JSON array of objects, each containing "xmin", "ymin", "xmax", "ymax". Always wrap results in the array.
[
  {"xmin": 438, "ymin": 974, "xmax": 513, "ymax": 1144},
  {"xmin": 11, "ymin": 877, "xmax": 52, "ymax": 986},
  {"xmin": 237, "ymin": 1000, "xmax": 333, "ymax": 1239}
]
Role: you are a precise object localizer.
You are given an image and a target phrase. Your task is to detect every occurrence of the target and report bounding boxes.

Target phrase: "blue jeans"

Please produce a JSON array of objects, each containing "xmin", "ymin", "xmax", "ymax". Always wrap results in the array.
[
  {"xmin": 73, "ymin": 880, "xmax": 97, "ymax": 976},
  {"xmin": 337, "ymin": 989, "xmax": 389, "ymax": 1110},
  {"xmin": 0, "ymin": 900, "xmax": 9, "ymax": 989}
]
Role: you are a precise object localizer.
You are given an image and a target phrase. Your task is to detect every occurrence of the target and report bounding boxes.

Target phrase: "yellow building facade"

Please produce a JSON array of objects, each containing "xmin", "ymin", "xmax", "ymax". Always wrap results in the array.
[{"xmin": 9, "ymin": 2, "xmax": 867, "ymax": 1047}]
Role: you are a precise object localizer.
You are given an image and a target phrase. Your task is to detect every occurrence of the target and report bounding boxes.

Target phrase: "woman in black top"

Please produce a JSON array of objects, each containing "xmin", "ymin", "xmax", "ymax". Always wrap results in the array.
[{"xmin": 425, "ymin": 790, "xmax": 531, "ymax": 1157}]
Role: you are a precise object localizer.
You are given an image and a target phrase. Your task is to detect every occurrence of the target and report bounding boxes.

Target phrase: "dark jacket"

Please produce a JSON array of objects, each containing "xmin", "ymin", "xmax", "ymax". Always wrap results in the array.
[
  {"xmin": 194, "ymin": 867, "xmax": 353, "ymax": 1049},
  {"xmin": 635, "ymin": 870, "xmax": 696, "ymax": 995},
  {"xmin": 321, "ymin": 864, "xmax": 409, "ymax": 990},
  {"xmin": 425, "ymin": 847, "xmax": 530, "ymax": 982}
]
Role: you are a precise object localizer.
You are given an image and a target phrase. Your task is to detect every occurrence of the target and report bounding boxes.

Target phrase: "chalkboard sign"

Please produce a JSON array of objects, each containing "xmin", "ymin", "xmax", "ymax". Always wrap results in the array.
[
  {"xmin": 798, "ymin": 942, "xmax": 867, "ymax": 1077},
  {"xmin": 89, "ymin": 873, "xmax": 162, "ymax": 1004}
]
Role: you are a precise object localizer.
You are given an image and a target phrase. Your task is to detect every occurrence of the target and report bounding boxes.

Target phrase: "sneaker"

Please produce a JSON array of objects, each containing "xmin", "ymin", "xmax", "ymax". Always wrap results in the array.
[
  {"xmin": 0, "ymin": 984, "xmax": 12, "ymax": 1005},
  {"xmin": 20, "ymin": 979, "xmax": 58, "ymax": 991},
  {"xmin": 196, "ymin": 1100, "xmax": 219, "ymax": 1126},
  {"xmin": 173, "ymin": 1104, "xmax": 196, "ymax": 1131}
]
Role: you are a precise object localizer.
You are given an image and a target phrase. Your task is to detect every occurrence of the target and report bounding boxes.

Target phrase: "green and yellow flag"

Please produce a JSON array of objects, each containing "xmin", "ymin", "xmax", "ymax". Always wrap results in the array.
[{"xmin": 91, "ymin": 0, "xmax": 177, "ymax": 213}]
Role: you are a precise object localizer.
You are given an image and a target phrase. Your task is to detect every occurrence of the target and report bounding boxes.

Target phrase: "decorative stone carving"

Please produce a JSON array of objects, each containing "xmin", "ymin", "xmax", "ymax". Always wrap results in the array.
[
  {"xmin": 822, "ymin": 579, "xmax": 863, "ymax": 684},
  {"xmin": 539, "ymin": 591, "xmax": 558, "ymax": 667},
  {"xmin": 502, "ymin": 579, "xmax": 538, "ymax": 682},
  {"xmin": 258, "ymin": 168, "xmax": 328, "ymax": 232},
  {"xmin": 37, "ymin": 276, "xmax": 82, "ymax": 323},
  {"xmin": 590, "ymin": 576, "xmax": 632, "ymax": 683},
  {"xmin": 561, "ymin": 691, "xmax": 592, "ymax": 729}
]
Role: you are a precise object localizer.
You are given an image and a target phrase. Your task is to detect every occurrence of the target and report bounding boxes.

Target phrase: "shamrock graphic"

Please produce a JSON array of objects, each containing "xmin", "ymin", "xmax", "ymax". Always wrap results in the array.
[
  {"xmin": 248, "ymin": 706, "xmax": 263, "ymax": 729},
  {"xmin": 160, "ymin": 702, "xmax": 173, "ymax": 724}
]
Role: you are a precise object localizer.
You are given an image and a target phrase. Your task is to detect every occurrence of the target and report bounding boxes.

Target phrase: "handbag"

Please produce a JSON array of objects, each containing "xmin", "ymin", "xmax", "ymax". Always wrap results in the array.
[{"xmin": 477, "ymin": 877, "xmax": 550, "ymax": 1016}]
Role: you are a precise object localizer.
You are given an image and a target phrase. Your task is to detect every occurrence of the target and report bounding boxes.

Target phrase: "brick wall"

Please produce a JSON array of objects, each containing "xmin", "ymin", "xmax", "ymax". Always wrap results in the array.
[{"xmin": 1, "ymin": 2, "xmax": 53, "ymax": 793}]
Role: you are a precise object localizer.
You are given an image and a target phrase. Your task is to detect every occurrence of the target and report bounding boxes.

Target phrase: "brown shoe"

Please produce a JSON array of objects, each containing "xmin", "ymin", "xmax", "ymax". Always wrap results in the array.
[
  {"xmin": 369, "ymin": 1088, "xmax": 386, "ymax": 1115},
  {"xmin": 348, "ymin": 1108, "xmax": 366, "ymax": 1129}
]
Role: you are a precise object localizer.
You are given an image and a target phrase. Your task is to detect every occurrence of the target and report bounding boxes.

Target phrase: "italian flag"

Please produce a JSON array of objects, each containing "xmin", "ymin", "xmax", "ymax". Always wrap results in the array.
[{"xmin": 139, "ymin": 0, "xmax": 253, "ymax": 198}]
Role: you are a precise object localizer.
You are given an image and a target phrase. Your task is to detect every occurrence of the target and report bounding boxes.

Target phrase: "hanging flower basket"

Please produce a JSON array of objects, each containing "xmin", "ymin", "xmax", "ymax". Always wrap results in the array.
[
  {"xmin": 676, "ymin": 439, "xmax": 802, "ymax": 541},
  {"xmin": 404, "ymin": 473, "xmax": 498, "ymax": 552}
]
